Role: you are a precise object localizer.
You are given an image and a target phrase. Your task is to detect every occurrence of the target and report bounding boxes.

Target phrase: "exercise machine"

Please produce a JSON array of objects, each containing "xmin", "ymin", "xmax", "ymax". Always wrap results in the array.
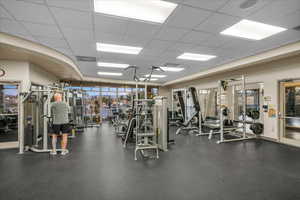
[{"xmin": 175, "ymin": 87, "xmax": 202, "ymax": 135}]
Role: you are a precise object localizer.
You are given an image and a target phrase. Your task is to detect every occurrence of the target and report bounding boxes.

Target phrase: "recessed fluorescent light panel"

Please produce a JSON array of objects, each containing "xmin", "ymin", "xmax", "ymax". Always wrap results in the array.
[
  {"xmin": 97, "ymin": 72, "xmax": 122, "ymax": 76},
  {"xmin": 145, "ymin": 74, "xmax": 167, "ymax": 78},
  {"xmin": 94, "ymin": 0, "xmax": 177, "ymax": 23},
  {"xmin": 220, "ymin": 19, "xmax": 287, "ymax": 40},
  {"xmin": 97, "ymin": 62, "xmax": 129, "ymax": 68},
  {"xmin": 96, "ymin": 43, "xmax": 142, "ymax": 55},
  {"xmin": 160, "ymin": 66, "xmax": 184, "ymax": 72},
  {"xmin": 177, "ymin": 53, "xmax": 216, "ymax": 61},
  {"xmin": 139, "ymin": 78, "xmax": 158, "ymax": 81}
]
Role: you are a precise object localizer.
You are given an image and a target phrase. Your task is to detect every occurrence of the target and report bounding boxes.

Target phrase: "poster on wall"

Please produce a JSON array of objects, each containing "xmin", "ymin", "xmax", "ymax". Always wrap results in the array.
[{"xmin": 268, "ymin": 104, "xmax": 276, "ymax": 118}]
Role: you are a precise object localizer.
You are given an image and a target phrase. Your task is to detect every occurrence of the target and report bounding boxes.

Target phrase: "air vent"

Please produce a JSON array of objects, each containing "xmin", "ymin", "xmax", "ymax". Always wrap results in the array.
[
  {"xmin": 163, "ymin": 63, "xmax": 180, "ymax": 67},
  {"xmin": 76, "ymin": 56, "xmax": 96, "ymax": 62},
  {"xmin": 240, "ymin": 0, "xmax": 258, "ymax": 9},
  {"xmin": 293, "ymin": 25, "xmax": 300, "ymax": 31}
]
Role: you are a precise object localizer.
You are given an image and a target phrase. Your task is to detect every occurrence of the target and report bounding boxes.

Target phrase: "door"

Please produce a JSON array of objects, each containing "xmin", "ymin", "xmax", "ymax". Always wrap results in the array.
[
  {"xmin": 0, "ymin": 83, "xmax": 19, "ymax": 149},
  {"xmin": 279, "ymin": 81, "xmax": 300, "ymax": 147}
]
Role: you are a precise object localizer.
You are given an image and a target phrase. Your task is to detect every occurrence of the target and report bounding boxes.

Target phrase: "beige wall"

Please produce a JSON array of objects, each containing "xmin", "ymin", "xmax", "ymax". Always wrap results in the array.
[
  {"xmin": 0, "ymin": 60, "xmax": 58, "ymax": 91},
  {"xmin": 29, "ymin": 63, "xmax": 58, "ymax": 86},
  {"xmin": 163, "ymin": 55, "xmax": 300, "ymax": 141}
]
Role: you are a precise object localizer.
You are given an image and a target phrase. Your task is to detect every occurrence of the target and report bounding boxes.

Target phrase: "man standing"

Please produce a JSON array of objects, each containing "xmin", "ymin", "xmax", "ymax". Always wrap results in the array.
[{"xmin": 50, "ymin": 93, "xmax": 70, "ymax": 155}]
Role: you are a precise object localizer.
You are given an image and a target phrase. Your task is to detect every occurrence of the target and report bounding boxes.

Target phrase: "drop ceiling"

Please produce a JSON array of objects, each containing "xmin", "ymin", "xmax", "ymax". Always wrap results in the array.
[{"xmin": 0, "ymin": 0, "xmax": 300, "ymax": 83}]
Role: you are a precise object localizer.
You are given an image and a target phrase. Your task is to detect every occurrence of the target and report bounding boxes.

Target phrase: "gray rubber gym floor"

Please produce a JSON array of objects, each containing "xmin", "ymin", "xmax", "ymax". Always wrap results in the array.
[{"xmin": 0, "ymin": 122, "xmax": 300, "ymax": 200}]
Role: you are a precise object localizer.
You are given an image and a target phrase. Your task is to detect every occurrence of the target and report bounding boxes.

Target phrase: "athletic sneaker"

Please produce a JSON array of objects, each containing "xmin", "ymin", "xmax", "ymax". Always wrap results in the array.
[
  {"xmin": 50, "ymin": 150, "xmax": 57, "ymax": 155},
  {"xmin": 61, "ymin": 149, "xmax": 69, "ymax": 155}
]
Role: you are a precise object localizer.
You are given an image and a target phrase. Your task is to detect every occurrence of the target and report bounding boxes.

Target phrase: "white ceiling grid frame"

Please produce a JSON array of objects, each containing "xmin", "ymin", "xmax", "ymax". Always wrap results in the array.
[
  {"xmin": 0, "ymin": 5, "xmax": 13, "ymax": 19},
  {"xmin": 155, "ymin": 26, "xmax": 189, "ymax": 41},
  {"xmin": 180, "ymin": 30, "xmax": 212, "ymax": 45},
  {"xmin": 44, "ymin": 0, "xmax": 87, "ymax": 75},
  {"xmin": 182, "ymin": 0, "xmax": 229, "ymax": 11},
  {"xmin": 0, "ymin": 1, "xmax": 41, "ymax": 43},
  {"xmin": 1, "ymin": 0, "xmax": 56, "ymax": 25},
  {"xmin": 94, "ymin": 14, "xmax": 129, "ymax": 36},
  {"xmin": 22, "ymin": 22, "xmax": 63, "ymax": 39},
  {"xmin": 49, "ymin": 6, "xmax": 93, "ymax": 30},
  {"xmin": 46, "ymin": 0, "xmax": 92, "ymax": 12},
  {"xmin": 248, "ymin": 0, "xmax": 300, "ymax": 29},
  {"xmin": 0, "ymin": 18, "xmax": 29, "ymax": 36},
  {"xmin": 219, "ymin": 0, "xmax": 274, "ymax": 17},
  {"xmin": 166, "ymin": 5, "xmax": 212, "ymax": 29},
  {"xmin": 195, "ymin": 12, "xmax": 241, "ymax": 34}
]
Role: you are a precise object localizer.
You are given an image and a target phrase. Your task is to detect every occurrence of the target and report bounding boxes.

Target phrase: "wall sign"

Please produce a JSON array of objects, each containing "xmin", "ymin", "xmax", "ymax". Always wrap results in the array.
[
  {"xmin": 0, "ymin": 68, "xmax": 5, "ymax": 77},
  {"xmin": 264, "ymin": 96, "xmax": 272, "ymax": 102}
]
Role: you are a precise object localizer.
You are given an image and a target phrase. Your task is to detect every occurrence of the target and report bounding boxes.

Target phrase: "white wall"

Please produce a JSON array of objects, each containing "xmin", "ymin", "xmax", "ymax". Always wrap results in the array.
[
  {"xmin": 163, "ymin": 55, "xmax": 300, "ymax": 141},
  {"xmin": 0, "ymin": 60, "xmax": 30, "ymax": 91}
]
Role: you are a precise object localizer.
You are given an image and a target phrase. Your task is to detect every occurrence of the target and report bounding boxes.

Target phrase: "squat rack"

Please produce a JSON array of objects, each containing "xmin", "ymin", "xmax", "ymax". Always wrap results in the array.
[{"xmin": 217, "ymin": 75, "xmax": 256, "ymax": 143}]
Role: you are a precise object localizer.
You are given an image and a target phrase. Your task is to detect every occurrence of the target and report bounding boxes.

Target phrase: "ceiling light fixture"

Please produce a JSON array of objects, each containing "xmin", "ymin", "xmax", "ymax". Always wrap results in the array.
[
  {"xmin": 97, "ymin": 72, "xmax": 123, "ymax": 76},
  {"xmin": 177, "ymin": 53, "xmax": 216, "ymax": 61},
  {"xmin": 97, "ymin": 62, "xmax": 129, "ymax": 68},
  {"xmin": 145, "ymin": 74, "xmax": 167, "ymax": 78},
  {"xmin": 93, "ymin": 0, "xmax": 177, "ymax": 23},
  {"xmin": 96, "ymin": 43, "xmax": 142, "ymax": 54},
  {"xmin": 139, "ymin": 78, "xmax": 158, "ymax": 81},
  {"xmin": 220, "ymin": 19, "xmax": 287, "ymax": 40},
  {"xmin": 160, "ymin": 66, "xmax": 184, "ymax": 72}
]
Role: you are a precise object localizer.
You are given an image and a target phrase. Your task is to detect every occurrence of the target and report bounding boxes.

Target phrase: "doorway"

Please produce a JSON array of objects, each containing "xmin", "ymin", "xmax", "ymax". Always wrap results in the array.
[
  {"xmin": 0, "ymin": 83, "xmax": 19, "ymax": 149},
  {"xmin": 279, "ymin": 81, "xmax": 300, "ymax": 147}
]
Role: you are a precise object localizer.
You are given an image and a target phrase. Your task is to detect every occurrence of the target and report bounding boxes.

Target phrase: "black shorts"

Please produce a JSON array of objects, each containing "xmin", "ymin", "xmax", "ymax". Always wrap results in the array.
[{"xmin": 52, "ymin": 124, "xmax": 70, "ymax": 135}]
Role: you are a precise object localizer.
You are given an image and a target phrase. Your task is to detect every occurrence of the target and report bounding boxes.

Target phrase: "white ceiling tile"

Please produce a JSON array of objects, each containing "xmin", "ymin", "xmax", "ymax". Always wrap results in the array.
[
  {"xmin": 146, "ymin": 40, "xmax": 173, "ymax": 51},
  {"xmin": 46, "ymin": 0, "xmax": 92, "ymax": 12},
  {"xmin": 50, "ymin": 7, "xmax": 92, "ymax": 29},
  {"xmin": 52, "ymin": 47, "xmax": 73, "ymax": 57},
  {"xmin": 166, "ymin": 5, "xmax": 211, "ymax": 29},
  {"xmin": 195, "ymin": 13, "xmax": 241, "ymax": 33},
  {"xmin": 248, "ymin": 0, "xmax": 300, "ymax": 29},
  {"xmin": 0, "ymin": 18, "xmax": 29, "ymax": 36},
  {"xmin": 22, "ymin": 22, "xmax": 62, "ymax": 38},
  {"xmin": 121, "ymin": 35, "xmax": 150, "ymax": 47},
  {"xmin": 0, "ymin": 5, "xmax": 13, "ymax": 19},
  {"xmin": 180, "ymin": 30, "xmax": 211, "ymax": 44},
  {"xmin": 95, "ymin": 32, "xmax": 123, "ymax": 44},
  {"xmin": 62, "ymin": 27, "xmax": 94, "ymax": 42},
  {"xmin": 94, "ymin": 14, "xmax": 128, "ymax": 35},
  {"xmin": 190, "ymin": 46, "xmax": 219, "ymax": 55},
  {"xmin": 1, "ymin": 0, "xmax": 55, "ymax": 24},
  {"xmin": 97, "ymin": 52, "xmax": 121, "ymax": 61},
  {"xmin": 37, "ymin": 36, "xmax": 69, "ymax": 49},
  {"xmin": 200, "ymin": 34, "xmax": 231, "ymax": 48},
  {"xmin": 183, "ymin": 0, "xmax": 228, "ymax": 11},
  {"xmin": 22, "ymin": 0, "xmax": 45, "ymax": 4},
  {"xmin": 166, "ymin": 0, "xmax": 184, "ymax": 4},
  {"xmin": 70, "ymin": 41, "xmax": 97, "ymax": 57},
  {"xmin": 155, "ymin": 26, "xmax": 189, "ymax": 41},
  {"xmin": 139, "ymin": 48, "xmax": 166, "ymax": 58},
  {"xmin": 126, "ymin": 21, "xmax": 161, "ymax": 38},
  {"xmin": 158, "ymin": 50, "xmax": 180, "ymax": 60},
  {"xmin": 168, "ymin": 42, "xmax": 197, "ymax": 52},
  {"xmin": 8, "ymin": 32, "xmax": 38, "ymax": 42},
  {"xmin": 219, "ymin": 0, "xmax": 272, "ymax": 17}
]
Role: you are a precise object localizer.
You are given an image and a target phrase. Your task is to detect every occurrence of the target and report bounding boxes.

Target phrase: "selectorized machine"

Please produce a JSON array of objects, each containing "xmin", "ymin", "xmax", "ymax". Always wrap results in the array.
[
  {"xmin": 172, "ymin": 75, "xmax": 264, "ymax": 143},
  {"xmin": 21, "ymin": 83, "xmax": 84, "ymax": 153}
]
